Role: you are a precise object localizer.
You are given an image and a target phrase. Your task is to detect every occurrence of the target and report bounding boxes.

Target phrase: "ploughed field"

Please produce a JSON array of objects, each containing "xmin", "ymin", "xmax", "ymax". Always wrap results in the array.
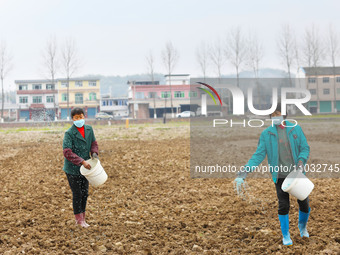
[{"xmin": 0, "ymin": 121, "xmax": 339, "ymax": 254}]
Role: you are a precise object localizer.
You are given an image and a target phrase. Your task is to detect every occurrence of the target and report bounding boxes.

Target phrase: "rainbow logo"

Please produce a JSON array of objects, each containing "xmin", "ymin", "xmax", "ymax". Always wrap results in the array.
[{"xmin": 197, "ymin": 82, "xmax": 222, "ymax": 106}]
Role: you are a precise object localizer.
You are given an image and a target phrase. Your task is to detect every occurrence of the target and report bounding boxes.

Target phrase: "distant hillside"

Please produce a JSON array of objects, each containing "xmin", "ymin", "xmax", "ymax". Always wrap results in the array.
[
  {"xmin": 90, "ymin": 69, "xmax": 290, "ymax": 97},
  {"xmin": 83, "ymin": 73, "xmax": 166, "ymax": 97},
  {"xmin": 224, "ymin": 68, "xmax": 292, "ymax": 78}
]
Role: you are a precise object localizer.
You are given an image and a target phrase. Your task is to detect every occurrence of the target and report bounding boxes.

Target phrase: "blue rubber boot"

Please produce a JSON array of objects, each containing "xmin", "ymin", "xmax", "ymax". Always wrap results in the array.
[
  {"xmin": 278, "ymin": 214, "xmax": 293, "ymax": 246},
  {"xmin": 298, "ymin": 208, "xmax": 310, "ymax": 238}
]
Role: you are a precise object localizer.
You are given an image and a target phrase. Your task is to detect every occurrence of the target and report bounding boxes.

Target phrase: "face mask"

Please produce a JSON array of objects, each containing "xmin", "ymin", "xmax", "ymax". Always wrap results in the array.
[
  {"xmin": 271, "ymin": 116, "xmax": 283, "ymax": 126},
  {"xmin": 74, "ymin": 119, "xmax": 85, "ymax": 128}
]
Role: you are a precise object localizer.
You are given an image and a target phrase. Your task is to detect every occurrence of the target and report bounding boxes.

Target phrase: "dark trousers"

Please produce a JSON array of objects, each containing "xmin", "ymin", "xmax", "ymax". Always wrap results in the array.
[
  {"xmin": 275, "ymin": 178, "xmax": 309, "ymax": 215},
  {"xmin": 66, "ymin": 173, "xmax": 89, "ymax": 215}
]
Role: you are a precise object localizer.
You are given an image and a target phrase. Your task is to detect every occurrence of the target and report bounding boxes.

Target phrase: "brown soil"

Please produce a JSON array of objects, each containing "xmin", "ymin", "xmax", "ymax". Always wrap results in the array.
[{"xmin": 0, "ymin": 123, "xmax": 339, "ymax": 254}]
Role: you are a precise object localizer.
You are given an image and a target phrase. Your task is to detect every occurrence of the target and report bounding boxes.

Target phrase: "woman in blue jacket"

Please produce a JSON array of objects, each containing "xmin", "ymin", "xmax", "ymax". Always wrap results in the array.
[{"xmin": 234, "ymin": 104, "xmax": 311, "ymax": 246}]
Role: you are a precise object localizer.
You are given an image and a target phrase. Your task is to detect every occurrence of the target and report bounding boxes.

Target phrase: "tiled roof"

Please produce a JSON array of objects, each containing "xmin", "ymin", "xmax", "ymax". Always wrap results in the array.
[
  {"xmin": 15, "ymin": 79, "xmax": 53, "ymax": 83},
  {"xmin": 301, "ymin": 66, "xmax": 340, "ymax": 76},
  {"xmin": 15, "ymin": 77, "xmax": 100, "ymax": 83},
  {"xmin": 164, "ymin": 74, "xmax": 190, "ymax": 77}
]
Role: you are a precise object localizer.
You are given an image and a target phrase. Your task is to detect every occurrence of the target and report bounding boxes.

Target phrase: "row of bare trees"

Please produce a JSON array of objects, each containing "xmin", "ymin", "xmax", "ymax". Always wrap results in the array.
[
  {"xmin": 196, "ymin": 26, "xmax": 264, "ymax": 87},
  {"xmin": 0, "ymin": 37, "xmax": 80, "ymax": 121},
  {"xmin": 196, "ymin": 24, "xmax": 340, "ymax": 87},
  {"xmin": 2, "ymin": 24, "xmax": 339, "ymax": 120},
  {"xmin": 144, "ymin": 25, "xmax": 339, "ymax": 117},
  {"xmin": 42, "ymin": 37, "xmax": 80, "ymax": 119}
]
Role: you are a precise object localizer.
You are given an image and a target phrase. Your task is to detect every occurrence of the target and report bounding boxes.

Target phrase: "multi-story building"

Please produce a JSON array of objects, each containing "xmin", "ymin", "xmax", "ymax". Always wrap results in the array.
[
  {"xmin": 15, "ymin": 79, "xmax": 58, "ymax": 121},
  {"xmin": 57, "ymin": 78, "xmax": 100, "ymax": 119},
  {"xmin": 100, "ymin": 95, "xmax": 129, "ymax": 118},
  {"xmin": 297, "ymin": 67, "xmax": 340, "ymax": 113},
  {"xmin": 128, "ymin": 75, "xmax": 200, "ymax": 118}
]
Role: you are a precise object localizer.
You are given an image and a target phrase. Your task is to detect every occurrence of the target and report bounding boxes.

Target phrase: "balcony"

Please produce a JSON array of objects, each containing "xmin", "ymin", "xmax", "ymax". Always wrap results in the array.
[
  {"xmin": 17, "ymin": 89, "xmax": 58, "ymax": 95},
  {"xmin": 85, "ymin": 99, "xmax": 100, "ymax": 103},
  {"xmin": 59, "ymin": 100, "xmax": 100, "ymax": 106}
]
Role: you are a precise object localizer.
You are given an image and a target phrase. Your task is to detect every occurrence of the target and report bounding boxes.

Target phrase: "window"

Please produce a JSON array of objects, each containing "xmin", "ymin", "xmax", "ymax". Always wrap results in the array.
[
  {"xmin": 323, "ymin": 89, "xmax": 330, "ymax": 94},
  {"xmin": 89, "ymin": 92, "xmax": 96, "ymax": 101},
  {"xmin": 135, "ymin": 92, "xmax": 145, "ymax": 99},
  {"xmin": 161, "ymin": 91, "xmax": 171, "ymax": 98},
  {"xmin": 102, "ymin": 101, "xmax": 106, "ymax": 106},
  {"xmin": 337, "ymin": 88, "xmax": 340, "ymax": 94},
  {"xmin": 148, "ymin": 92, "xmax": 157, "ymax": 98},
  {"xmin": 75, "ymin": 93, "xmax": 83, "ymax": 104},
  {"xmin": 19, "ymin": 84, "xmax": 28, "ymax": 90},
  {"xmin": 46, "ymin": 84, "xmax": 55, "ymax": 90},
  {"xmin": 308, "ymin": 77, "xmax": 316, "ymax": 83},
  {"xmin": 309, "ymin": 89, "xmax": 316, "ymax": 95},
  {"xmin": 174, "ymin": 91, "xmax": 185, "ymax": 98},
  {"xmin": 89, "ymin": 81, "xmax": 97, "ymax": 87},
  {"xmin": 62, "ymin": 93, "xmax": 68, "ymax": 102},
  {"xmin": 46, "ymin": 96, "xmax": 54, "ymax": 103},
  {"xmin": 61, "ymin": 82, "xmax": 68, "ymax": 88},
  {"xmin": 33, "ymin": 96, "xmax": 42, "ymax": 103},
  {"xmin": 189, "ymin": 91, "xmax": 198, "ymax": 97},
  {"xmin": 323, "ymin": 77, "xmax": 329, "ymax": 83},
  {"xmin": 75, "ymin": 81, "xmax": 83, "ymax": 87},
  {"xmin": 19, "ymin": 96, "xmax": 28, "ymax": 103},
  {"xmin": 33, "ymin": 84, "xmax": 42, "ymax": 90},
  {"xmin": 336, "ymin": 77, "xmax": 340, "ymax": 83}
]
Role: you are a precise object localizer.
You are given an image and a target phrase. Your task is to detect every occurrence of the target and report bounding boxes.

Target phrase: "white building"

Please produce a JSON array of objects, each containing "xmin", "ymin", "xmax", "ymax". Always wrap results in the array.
[
  {"xmin": 100, "ymin": 95, "xmax": 129, "ymax": 118},
  {"xmin": 15, "ymin": 80, "xmax": 58, "ymax": 121},
  {"xmin": 0, "ymin": 102, "xmax": 18, "ymax": 122}
]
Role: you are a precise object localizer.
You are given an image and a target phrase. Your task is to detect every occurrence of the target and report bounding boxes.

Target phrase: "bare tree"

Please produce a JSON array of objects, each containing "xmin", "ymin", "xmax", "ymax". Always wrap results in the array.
[
  {"xmin": 327, "ymin": 24, "xmax": 340, "ymax": 107},
  {"xmin": 227, "ymin": 26, "xmax": 247, "ymax": 87},
  {"xmin": 294, "ymin": 37, "xmax": 302, "ymax": 73},
  {"xmin": 161, "ymin": 41, "xmax": 179, "ymax": 118},
  {"xmin": 277, "ymin": 24, "xmax": 295, "ymax": 86},
  {"xmin": 303, "ymin": 29, "xmax": 313, "ymax": 68},
  {"xmin": 196, "ymin": 41, "xmax": 209, "ymax": 81},
  {"xmin": 247, "ymin": 32, "xmax": 264, "ymax": 79},
  {"xmin": 60, "ymin": 38, "xmax": 80, "ymax": 120},
  {"xmin": 294, "ymin": 36, "xmax": 304, "ymax": 91},
  {"xmin": 209, "ymin": 38, "xmax": 226, "ymax": 83},
  {"xmin": 42, "ymin": 36, "xmax": 58, "ymax": 119},
  {"xmin": 0, "ymin": 41, "xmax": 12, "ymax": 120},
  {"xmin": 146, "ymin": 50, "xmax": 157, "ymax": 119},
  {"xmin": 246, "ymin": 31, "xmax": 264, "ymax": 107},
  {"xmin": 303, "ymin": 24, "xmax": 325, "ymax": 110},
  {"xmin": 304, "ymin": 24, "xmax": 324, "ymax": 69}
]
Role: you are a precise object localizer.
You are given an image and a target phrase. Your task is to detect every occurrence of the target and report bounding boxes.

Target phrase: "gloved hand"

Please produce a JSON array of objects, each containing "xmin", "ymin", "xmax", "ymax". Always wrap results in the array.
[
  {"xmin": 92, "ymin": 153, "xmax": 99, "ymax": 160},
  {"xmin": 233, "ymin": 177, "xmax": 245, "ymax": 196}
]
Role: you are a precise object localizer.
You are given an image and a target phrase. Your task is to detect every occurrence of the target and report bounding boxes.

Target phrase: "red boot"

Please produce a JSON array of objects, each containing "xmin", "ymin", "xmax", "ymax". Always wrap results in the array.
[
  {"xmin": 74, "ymin": 213, "xmax": 89, "ymax": 228},
  {"xmin": 81, "ymin": 212, "xmax": 90, "ymax": 227}
]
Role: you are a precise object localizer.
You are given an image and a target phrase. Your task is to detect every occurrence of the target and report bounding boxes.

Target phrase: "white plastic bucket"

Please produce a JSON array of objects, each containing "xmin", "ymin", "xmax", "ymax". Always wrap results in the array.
[
  {"xmin": 80, "ymin": 158, "xmax": 108, "ymax": 187},
  {"xmin": 281, "ymin": 170, "xmax": 314, "ymax": 200}
]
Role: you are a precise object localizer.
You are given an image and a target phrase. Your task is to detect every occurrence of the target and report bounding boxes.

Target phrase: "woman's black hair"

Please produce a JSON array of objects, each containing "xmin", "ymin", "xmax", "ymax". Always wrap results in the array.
[
  {"xmin": 71, "ymin": 108, "xmax": 85, "ymax": 118},
  {"xmin": 270, "ymin": 102, "xmax": 287, "ymax": 119}
]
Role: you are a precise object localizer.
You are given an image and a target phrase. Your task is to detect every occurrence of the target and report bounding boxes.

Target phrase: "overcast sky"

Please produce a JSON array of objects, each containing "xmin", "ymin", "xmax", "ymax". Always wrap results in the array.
[{"xmin": 0, "ymin": 0, "xmax": 339, "ymax": 90}]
